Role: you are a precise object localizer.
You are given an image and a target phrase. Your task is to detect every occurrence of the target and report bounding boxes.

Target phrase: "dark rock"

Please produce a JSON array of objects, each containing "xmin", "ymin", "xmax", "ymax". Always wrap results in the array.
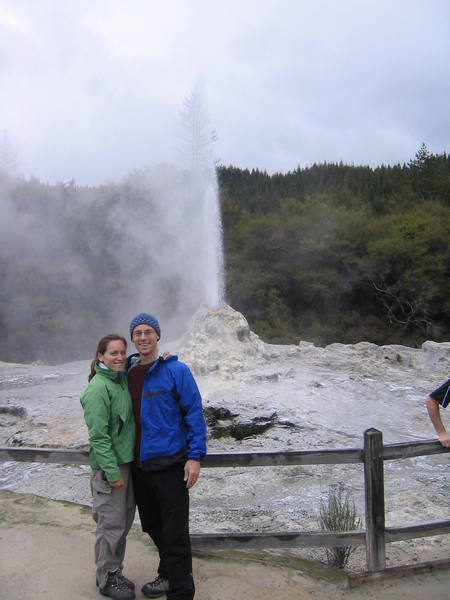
[
  {"xmin": 0, "ymin": 406, "xmax": 27, "ymax": 418},
  {"xmin": 207, "ymin": 410, "xmax": 281, "ymax": 440},
  {"xmin": 210, "ymin": 421, "xmax": 274, "ymax": 441},
  {"xmin": 203, "ymin": 406, "xmax": 239, "ymax": 426},
  {"xmin": 253, "ymin": 412, "xmax": 277, "ymax": 422}
]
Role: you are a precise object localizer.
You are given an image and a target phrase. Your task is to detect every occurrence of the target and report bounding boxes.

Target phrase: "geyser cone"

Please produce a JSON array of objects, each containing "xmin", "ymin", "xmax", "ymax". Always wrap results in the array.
[{"xmin": 178, "ymin": 303, "xmax": 266, "ymax": 375}]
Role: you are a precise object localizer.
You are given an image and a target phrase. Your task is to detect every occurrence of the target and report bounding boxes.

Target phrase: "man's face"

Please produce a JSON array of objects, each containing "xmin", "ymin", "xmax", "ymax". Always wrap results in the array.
[{"xmin": 132, "ymin": 324, "xmax": 159, "ymax": 360}]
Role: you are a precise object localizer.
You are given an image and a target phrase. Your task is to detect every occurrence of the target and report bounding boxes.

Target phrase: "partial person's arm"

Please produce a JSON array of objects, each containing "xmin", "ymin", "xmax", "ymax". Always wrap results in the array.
[{"xmin": 426, "ymin": 396, "xmax": 450, "ymax": 447}]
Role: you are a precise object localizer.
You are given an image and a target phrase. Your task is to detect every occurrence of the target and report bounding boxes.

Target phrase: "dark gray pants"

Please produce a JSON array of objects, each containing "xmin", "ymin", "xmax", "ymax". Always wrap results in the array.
[{"xmin": 91, "ymin": 463, "xmax": 136, "ymax": 588}]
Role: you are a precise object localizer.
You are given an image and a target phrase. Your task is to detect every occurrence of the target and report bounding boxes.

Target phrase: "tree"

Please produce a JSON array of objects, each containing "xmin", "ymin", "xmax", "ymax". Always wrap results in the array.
[{"xmin": 179, "ymin": 86, "xmax": 217, "ymax": 169}]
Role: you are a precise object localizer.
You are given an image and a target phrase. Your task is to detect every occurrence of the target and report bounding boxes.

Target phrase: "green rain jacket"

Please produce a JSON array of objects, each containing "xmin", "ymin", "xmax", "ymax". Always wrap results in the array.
[{"xmin": 80, "ymin": 364, "xmax": 135, "ymax": 483}]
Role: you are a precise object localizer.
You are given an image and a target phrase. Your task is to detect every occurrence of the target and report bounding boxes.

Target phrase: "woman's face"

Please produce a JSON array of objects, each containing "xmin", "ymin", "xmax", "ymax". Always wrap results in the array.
[{"xmin": 98, "ymin": 339, "xmax": 127, "ymax": 372}]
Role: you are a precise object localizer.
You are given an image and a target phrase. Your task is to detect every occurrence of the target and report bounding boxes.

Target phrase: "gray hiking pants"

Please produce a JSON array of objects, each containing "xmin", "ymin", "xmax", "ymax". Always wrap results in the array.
[{"xmin": 91, "ymin": 463, "xmax": 136, "ymax": 588}]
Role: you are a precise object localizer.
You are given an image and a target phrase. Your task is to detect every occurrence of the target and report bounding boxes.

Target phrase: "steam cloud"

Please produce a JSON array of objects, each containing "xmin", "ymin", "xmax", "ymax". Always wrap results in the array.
[{"xmin": 0, "ymin": 92, "xmax": 224, "ymax": 363}]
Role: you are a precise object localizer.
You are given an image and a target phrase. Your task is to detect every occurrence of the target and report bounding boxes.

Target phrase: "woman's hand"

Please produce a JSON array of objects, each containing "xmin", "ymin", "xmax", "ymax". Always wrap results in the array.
[{"xmin": 111, "ymin": 476, "xmax": 125, "ymax": 489}]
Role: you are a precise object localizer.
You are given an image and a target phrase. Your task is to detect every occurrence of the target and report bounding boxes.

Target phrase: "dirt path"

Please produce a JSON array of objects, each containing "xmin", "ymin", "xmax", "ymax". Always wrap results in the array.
[{"xmin": 1, "ymin": 489, "xmax": 449, "ymax": 600}]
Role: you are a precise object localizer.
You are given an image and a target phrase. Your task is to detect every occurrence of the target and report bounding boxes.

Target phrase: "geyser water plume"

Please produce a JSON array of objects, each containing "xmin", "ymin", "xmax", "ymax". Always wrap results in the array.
[
  {"xmin": 204, "ymin": 181, "xmax": 224, "ymax": 309},
  {"xmin": 179, "ymin": 87, "xmax": 224, "ymax": 309},
  {"xmin": 186, "ymin": 165, "xmax": 224, "ymax": 310},
  {"xmin": 110, "ymin": 159, "xmax": 225, "ymax": 342},
  {"xmin": 109, "ymin": 87, "xmax": 225, "ymax": 339}
]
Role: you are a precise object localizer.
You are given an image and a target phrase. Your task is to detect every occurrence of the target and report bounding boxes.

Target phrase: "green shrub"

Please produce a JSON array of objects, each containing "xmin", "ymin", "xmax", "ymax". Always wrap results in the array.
[{"xmin": 318, "ymin": 483, "xmax": 362, "ymax": 569}]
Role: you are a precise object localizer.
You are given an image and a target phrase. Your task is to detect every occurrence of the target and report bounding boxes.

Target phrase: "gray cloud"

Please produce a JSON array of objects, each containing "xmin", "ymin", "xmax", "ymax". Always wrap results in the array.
[{"xmin": 0, "ymin": 0, "xmax": 449, "ymax": 184}]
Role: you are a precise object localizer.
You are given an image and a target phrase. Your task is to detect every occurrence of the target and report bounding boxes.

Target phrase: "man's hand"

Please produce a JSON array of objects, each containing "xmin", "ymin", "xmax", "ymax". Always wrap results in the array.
[
  {"xmin": 111, "ymin": 476, "xmax": 125, "ymax": 489},
  {"xmin": 184, "ymin": 459, "xmax": 200, "ymax": 489},
  {"xmin": 438, "ymin": 432, "xmax": 450, "ymax": 448}
]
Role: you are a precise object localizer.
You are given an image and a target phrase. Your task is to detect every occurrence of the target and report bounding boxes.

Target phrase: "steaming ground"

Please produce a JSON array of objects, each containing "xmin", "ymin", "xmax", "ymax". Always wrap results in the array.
[{"xmin": 0, "ymin": 304, "xmax": 448, "ymax": 571}]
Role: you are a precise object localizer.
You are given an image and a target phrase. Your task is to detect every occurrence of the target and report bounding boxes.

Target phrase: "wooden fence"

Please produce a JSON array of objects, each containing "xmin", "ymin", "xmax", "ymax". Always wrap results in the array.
[{"xmin": 1, "ymin": 428, "xmax": 449, "ymax": 573}]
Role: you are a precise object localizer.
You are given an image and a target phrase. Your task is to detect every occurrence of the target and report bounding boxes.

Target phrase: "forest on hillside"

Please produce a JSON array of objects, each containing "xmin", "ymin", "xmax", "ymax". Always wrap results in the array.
[
  {"xmin": 220, "ymin": 144, "xmax": 449, "ymax": 347},
  {"xmin": 0, "ymin": 144, "xmax": 449, "ymax": 363}
]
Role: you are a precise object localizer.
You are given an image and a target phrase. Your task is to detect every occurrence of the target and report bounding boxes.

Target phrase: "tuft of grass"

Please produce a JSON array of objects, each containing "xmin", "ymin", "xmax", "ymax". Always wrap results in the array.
[{"xmin": 318, "ymin": 483, "xmax": 362, "ymax": 569}]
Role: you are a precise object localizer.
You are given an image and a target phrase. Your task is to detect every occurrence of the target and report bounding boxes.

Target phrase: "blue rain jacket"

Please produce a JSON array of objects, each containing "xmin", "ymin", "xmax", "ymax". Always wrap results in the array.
[{"xmin": 127, "ymin": 354, "xmax": 207, "ymax": 469}]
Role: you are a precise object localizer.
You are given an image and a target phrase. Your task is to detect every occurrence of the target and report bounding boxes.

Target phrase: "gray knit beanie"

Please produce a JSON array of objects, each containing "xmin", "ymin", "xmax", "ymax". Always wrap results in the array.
[{"xmin": 129, "ymin": 312, "xmax": 161, "ymax": 339}]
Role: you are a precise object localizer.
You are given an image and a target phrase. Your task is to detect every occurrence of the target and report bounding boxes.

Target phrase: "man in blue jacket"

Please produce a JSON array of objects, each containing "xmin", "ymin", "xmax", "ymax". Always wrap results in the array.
[{"xmin": 126, "ymin": 312, "xmax": 206, "ymax": 600}]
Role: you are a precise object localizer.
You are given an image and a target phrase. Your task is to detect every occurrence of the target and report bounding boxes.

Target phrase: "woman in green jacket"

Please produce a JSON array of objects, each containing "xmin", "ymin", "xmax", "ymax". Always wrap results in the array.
[{"xmin": 80, "ymin": 334, "xmax": 136, "ymax": 600}]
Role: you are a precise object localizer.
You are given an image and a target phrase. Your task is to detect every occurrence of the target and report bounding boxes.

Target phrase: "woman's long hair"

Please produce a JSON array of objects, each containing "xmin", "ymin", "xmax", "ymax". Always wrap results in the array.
[{"xmin": 88, "ymin": 333, "xmax": 127, "ymax": 382}]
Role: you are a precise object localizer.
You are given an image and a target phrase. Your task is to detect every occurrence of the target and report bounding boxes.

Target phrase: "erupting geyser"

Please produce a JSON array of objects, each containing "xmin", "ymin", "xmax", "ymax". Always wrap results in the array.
[
  {"xmin": 187, "ymin": 165, "xmax": 224, "ymax": 310},
  {"xmin": 180, "ymin": 87, "xmax": 224, "ymax": 310},
  {"xmin": 113, "ymin": 88, "xmax": 225, "ymax": 342}
]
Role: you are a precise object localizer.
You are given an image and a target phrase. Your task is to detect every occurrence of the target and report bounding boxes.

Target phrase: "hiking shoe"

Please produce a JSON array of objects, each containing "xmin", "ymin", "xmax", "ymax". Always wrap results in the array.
[
  {"xmin": 117, "ymin": 570, "xmax": 135, "ymax": 590},
  {"xmin": 99, "ymin": 571, "xmax": 136, "ymax": 600},
  {"xmin": 97, "ymin": 572, "xmax": 135, "ymax": 591},
  {"xmin": 141, "ymin": 575, "xmax": 169, "ymax": 598}
]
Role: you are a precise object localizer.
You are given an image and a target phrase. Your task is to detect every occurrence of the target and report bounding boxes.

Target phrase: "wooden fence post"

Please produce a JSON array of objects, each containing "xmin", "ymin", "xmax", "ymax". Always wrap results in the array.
[{"xmin": 364, "ymin": 428, "xmax": 386, "ymax": 572}]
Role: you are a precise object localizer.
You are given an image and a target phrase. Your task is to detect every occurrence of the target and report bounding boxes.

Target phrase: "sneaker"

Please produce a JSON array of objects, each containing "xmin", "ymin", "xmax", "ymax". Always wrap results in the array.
[
  {"xmin": 141, "ymin": 575, "xmax": 169, "ymax": 598},
  {"xmin": 99, "ymin": 571, "xmax": 136, "ymax": 600}
]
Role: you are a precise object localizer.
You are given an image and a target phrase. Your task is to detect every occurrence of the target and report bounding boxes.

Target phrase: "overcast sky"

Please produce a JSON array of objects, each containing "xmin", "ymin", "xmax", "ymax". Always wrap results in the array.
[{"xmin": 1, "ymin": 0, "xmax": 449, "ymax": 185}]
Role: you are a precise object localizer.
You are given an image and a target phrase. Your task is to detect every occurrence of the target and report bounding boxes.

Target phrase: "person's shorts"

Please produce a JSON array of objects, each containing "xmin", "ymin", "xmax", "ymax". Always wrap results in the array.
[{"xmin": 429, "ymin": 379, "xmax": 450, "ymax": 408}]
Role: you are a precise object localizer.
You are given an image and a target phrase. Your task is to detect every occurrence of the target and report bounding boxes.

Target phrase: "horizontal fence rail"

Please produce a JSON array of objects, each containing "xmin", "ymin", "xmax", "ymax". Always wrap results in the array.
[
  {"xmin": 0, "ymin": 446, "xmax": 90, "ymax": 465},
  {"xmin": 0, "ymin": 446, "xmax": 365, "ymax": 466},
  {"xmin": 385, "ymin": 520, "xmax": 450, "ymax": 543},
  {"xmin": 190, "ymin": 530, "xmax": 367, "ymax": 550},
  {"xmin": 1, "ymin": 439, "xmax": 447, "ymax": 467},
  {"xmin": 382, "ymin": 439, "xmax": 449, "ymax": 461},
  {"xmin": 0, "ymin": 434, "xmax": 448, "ymax": 573}
]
